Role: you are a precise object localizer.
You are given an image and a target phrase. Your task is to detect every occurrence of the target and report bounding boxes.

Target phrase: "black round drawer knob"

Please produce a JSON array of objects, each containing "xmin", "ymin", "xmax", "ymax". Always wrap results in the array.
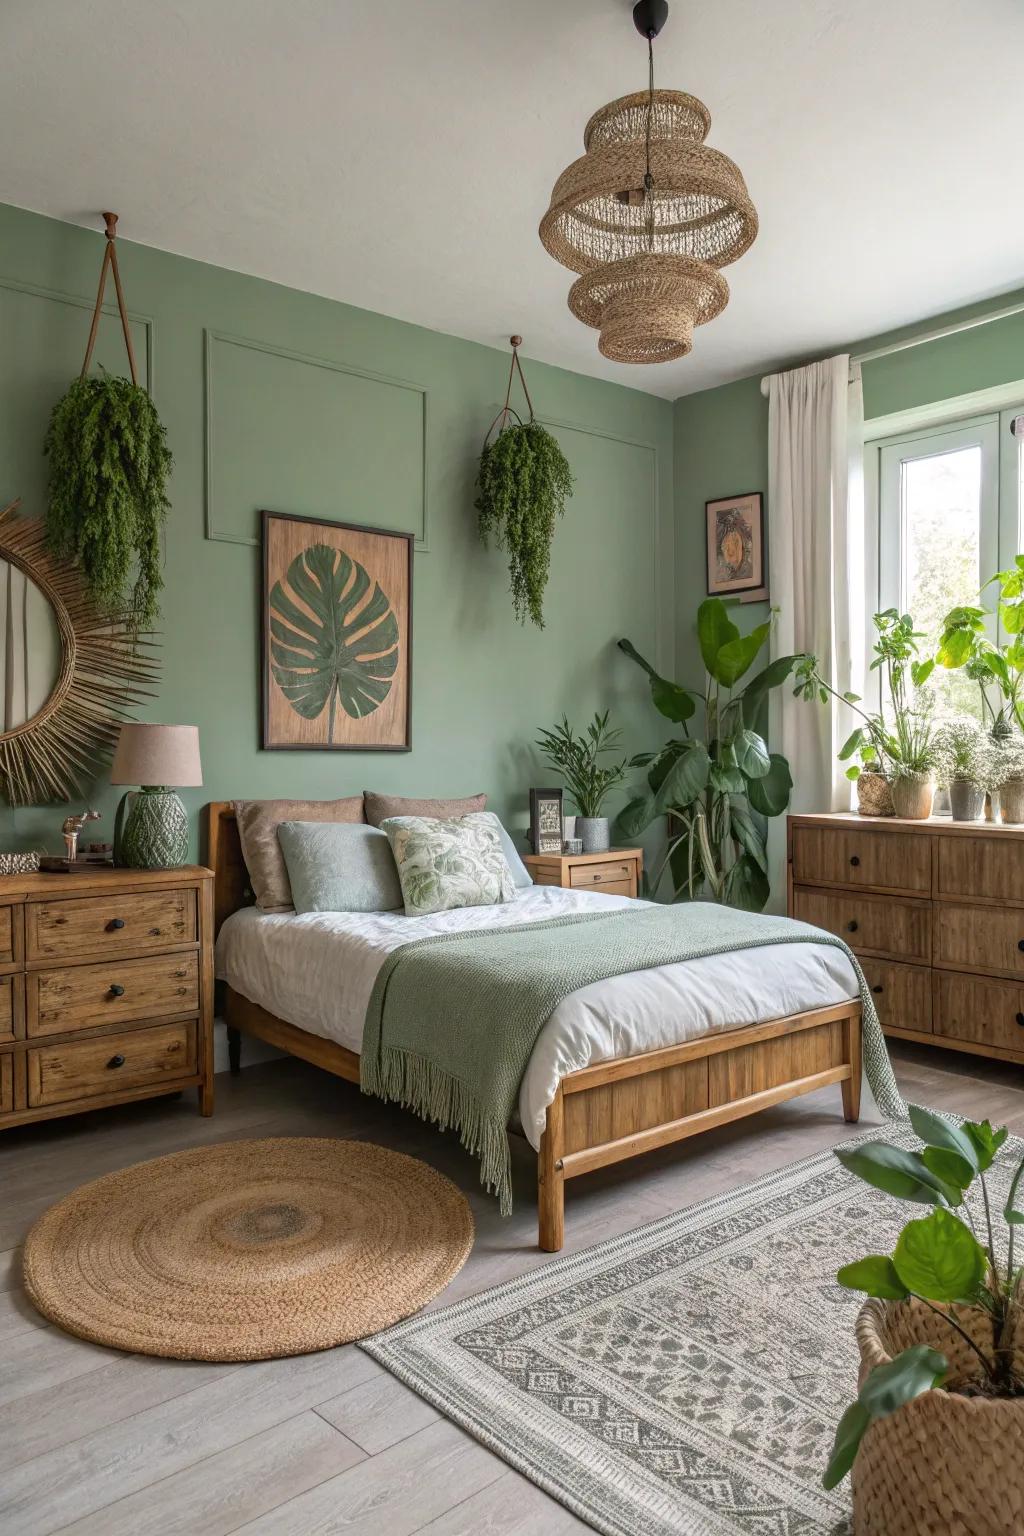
[
  {"xmin": 106, "ymin": 918, "xmax": 125, "ymax": 932},
  {"xmin": 850, "ymin": 856, "xmax": 860, "ymax": 867},
  {"xmin": 871, "ymin": 984, "xmax": 883, "ymax": 995},
  {"xmin": 1017, "ymin": 1013, "xmax": 1024, "ymax": 1029},
  {"xmin": 846, "ymin": 920, "xmax": 859, "ymax": 933},
  {"xmin": 1018, "ymin": 940, "xmax": 1024, "ymax": 954},
  {"xmin": 106, "ymin": 1053, "xmax": 126, "ymax": 1069},
  {"xmin": 108, "ymin": 983, "xmax": 125, "ymax": 998}
]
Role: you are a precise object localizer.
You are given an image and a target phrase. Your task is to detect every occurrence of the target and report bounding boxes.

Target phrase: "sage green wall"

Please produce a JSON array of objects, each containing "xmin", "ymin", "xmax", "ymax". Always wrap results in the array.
[
  {"xmin": 673, "ymin": 287, "xmax": 1024, "ymax": 681},
  {"xmin": 0, "ymin": 202, "xmax": 675, "ymax": 857}
]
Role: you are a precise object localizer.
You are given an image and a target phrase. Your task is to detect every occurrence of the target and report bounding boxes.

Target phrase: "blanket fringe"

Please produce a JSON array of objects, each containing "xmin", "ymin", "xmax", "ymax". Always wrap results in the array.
[{"xmin": 361, "ymin": 1047, "xmax": 514, "ymax": 1216}]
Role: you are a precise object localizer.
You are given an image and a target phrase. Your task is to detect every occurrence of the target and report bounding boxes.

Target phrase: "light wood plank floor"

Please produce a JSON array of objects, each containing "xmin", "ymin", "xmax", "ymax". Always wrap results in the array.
[{"xmin": 2, "ymin": 1039, "xmax": 1023, "ymax": 1535}]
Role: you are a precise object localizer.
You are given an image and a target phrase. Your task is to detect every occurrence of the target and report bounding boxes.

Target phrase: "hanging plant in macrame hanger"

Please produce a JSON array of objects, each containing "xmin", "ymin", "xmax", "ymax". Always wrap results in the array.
[
  {"xmin": 44, "ymin": 212, "xmax": 172, "ymax": 631},
  {"xmin": 475, "ymin": 336, "xmax": 574, "ymax": 628}
]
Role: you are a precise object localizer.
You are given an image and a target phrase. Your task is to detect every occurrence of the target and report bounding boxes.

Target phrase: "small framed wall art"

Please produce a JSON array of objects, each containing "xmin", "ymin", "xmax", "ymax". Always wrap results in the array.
[
  {"xmin": 705, "ymin": 491, "xmax": 767, "ymax": 603},
  {"xmin": 529, "ymin": 787, "xmax": 564, "ymax": 854},
  {"xmin": 262, "ymin": 510, "xmax": 413, "ymax": 751}
]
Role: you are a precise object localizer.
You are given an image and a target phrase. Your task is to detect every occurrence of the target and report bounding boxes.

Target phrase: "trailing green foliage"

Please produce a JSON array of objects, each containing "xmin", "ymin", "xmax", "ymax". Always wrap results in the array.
[
  {"xmin": 823, "ymin": 1106, "xmax": 1024, "ymax": 1490},
  {"xmin": 476, "ymin": 422, "xmax": 573, "ymax": 628},
  {"xmin": 616, "ymin": 598, "xmax": 799, "ymax": 912},
  {"xmin": 44, "ymin": 372, "xmax": 171, "ymax": 629},
  {"xmin": 536, "ymin": 711, "xmax": 628, "ymax": 818}
]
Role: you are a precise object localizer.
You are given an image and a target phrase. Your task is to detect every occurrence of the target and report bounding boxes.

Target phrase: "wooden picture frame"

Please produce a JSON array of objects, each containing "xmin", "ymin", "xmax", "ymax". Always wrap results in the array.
[
  {"xmin": 530, "ymin": 787, "xmax": 564, "ymax": 855},
  {"xmin": 261, "ymin": 510, "xmax": 412, "ymax": 752},
  {"xmin": 705, "ymin": 492, "xmax": 767, "ymax": 603}
]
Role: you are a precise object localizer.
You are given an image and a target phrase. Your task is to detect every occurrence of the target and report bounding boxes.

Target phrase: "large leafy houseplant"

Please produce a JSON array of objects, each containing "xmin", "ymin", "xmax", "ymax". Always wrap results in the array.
[
  {"xmin": 936, "ymin": 558, "xmax": 1024, "ymax": 735},
  {"xmin": 535, "ymin": 711, "xmax": 628, "ymax": 818},
  {"xmin": 616, "ymin": 599, "xmax": 799, "ymax": 911},
  {"xmin": 824, "ymin": 1107, "xmax": 1024, "ymax": 1497}
]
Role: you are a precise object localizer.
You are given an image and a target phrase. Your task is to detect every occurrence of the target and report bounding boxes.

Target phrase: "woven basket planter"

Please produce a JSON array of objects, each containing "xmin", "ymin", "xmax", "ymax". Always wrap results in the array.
[
  {"xmin": 852, "ymin": 1298, "xmax": 1024, "ymax": 1535},
  {"xmin": 890, "ymin": 774, "xmax": 935, "ymax": 821},
  {"xmin": 856, "ymin": 772, "xmax": 895, "ymax": 817}
]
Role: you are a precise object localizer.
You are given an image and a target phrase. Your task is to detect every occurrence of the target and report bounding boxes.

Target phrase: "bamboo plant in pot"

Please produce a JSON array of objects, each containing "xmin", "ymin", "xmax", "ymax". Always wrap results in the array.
[
  {"xmin": 535, "ymin": 711, "xmax": 628, "ymax": 852},
  {"xmin": 825, "ymin": 1107, "xmax": 1024, "ymax": 1535}
]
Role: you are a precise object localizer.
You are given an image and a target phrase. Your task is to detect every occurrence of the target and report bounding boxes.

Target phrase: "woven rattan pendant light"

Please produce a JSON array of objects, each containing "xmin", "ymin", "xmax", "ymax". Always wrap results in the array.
[{"xmin": 539, "ymin": 0, "xmax": 757, "ymax": 364}]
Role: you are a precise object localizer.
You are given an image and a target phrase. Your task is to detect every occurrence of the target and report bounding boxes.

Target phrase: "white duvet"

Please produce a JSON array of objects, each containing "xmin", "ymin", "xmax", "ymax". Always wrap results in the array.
[{"xmin": 215, "ymin": 887, "xmax": 861, "ymax": 1149}]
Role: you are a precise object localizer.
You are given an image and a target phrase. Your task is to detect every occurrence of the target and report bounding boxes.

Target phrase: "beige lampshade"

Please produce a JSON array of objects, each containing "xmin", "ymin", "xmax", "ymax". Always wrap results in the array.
[{"xmin": 111, "ymin": 724, "xmax": 203, "ymax": 788}]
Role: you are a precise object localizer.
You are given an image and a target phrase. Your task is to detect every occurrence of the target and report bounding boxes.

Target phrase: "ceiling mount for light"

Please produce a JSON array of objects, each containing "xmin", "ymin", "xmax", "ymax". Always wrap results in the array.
[{"xmin": 539, "ymin": 1, "xmax": 757, "ymax": 364}]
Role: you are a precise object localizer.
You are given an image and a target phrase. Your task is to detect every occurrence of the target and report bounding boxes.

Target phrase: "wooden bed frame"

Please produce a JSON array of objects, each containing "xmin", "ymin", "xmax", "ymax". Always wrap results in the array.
[{"xmin": 206, "ymin": 803, "xmax": 862, "ymax": 1251}]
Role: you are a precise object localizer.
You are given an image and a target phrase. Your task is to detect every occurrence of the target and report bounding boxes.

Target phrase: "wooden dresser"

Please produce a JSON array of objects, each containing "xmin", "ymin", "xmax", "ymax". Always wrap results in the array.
[
  {"xmin": 524, "ymin": 847, "xmax": 643, "ymax": 899},
  {"xmin": 788, "ymin": 813, "xmax": 1024, "ymax": 1066},
  {"xmin": 0, "ymin": 865, "xmax": 214, "ymax": 1129}
]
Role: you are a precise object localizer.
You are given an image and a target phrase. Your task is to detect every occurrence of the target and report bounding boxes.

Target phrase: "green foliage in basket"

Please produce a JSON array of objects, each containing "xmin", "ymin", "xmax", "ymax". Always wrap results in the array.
[
  {"xmin": 535, "ymin": 711, "xmax": 628, "ymax": 819},
  {"xmin": 476, "ymin": 421, "xmax": 574, "ymax": 628},
  {"xmin": 616, "ymin": 598, "xmax": 799, "ymax": 911},
  {"xmin": 823, "ymin": 1107, "xmax": 1024, "ymax": 1490},
  {"xmin": 44, "ymin": 371, "xmax": 171, "ymax": 629}
]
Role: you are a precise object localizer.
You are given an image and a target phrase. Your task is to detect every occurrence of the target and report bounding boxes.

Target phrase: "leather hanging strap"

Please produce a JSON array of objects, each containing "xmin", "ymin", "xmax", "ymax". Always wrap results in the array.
[{"xmin": 80, "ymin": 212, "xmax": 139, "ymax": 387}]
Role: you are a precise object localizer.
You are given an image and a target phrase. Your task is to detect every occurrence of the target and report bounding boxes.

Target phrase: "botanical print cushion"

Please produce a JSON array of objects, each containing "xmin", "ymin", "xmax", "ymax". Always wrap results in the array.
[
  {"xmin": 363, "ymin": 790, "xmax": 486, "ymax": 829},
  {"xmin": 381, "ymin": 812, "xmax": 517, "ymax": 917},
  {"xmin": 234, "ymin": 796, "xmax": 364, "ymax": 911},
  {"xmin": 277, "ymin": 822, "xmax": 403, "ymax": 915}
]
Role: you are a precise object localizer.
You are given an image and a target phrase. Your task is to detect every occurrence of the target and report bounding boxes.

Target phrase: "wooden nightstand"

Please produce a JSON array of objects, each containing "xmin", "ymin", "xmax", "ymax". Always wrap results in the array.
[
  {"xmin": 0, "ymin": 865, "xmax": 215, "ymax": 1130},
  {"xmin": 524, "ymin": 847, "xmax": 643, "ymax": 899}
]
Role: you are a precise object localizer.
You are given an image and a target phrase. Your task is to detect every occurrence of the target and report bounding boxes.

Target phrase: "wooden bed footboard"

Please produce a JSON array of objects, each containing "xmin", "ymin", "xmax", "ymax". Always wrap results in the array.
[{"xmin": 206, "ymin": 802, "xmax": 862, "ymax": 1254}]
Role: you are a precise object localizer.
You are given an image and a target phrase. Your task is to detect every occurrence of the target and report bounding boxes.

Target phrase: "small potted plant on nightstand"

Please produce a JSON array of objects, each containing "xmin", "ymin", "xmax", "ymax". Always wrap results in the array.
[{"xmin": 536, "ymin": 712, "xmax": 627, "ymax": 853}]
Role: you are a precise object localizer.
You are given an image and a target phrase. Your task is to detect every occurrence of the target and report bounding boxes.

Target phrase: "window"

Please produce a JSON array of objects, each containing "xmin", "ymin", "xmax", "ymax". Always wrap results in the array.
[{"xmin": 872, "ymin": 405, "xmax": 1023, "ymax": 719}]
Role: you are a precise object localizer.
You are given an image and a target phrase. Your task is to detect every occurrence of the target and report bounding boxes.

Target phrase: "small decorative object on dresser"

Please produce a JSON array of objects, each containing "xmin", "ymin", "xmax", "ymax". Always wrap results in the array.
[
  {"xmin": 0, "ymin": 864, "xmax": 214, "ymax": 1130},
  {"xmin": 705, "ymin": 491, "xmax": 766, "ymax": 602},
  {"xmin": 788, "ymin": 811, "xmax": 1024, "ymax": 1066},
  {"xmin": 112, "ymin": 724, "xmax": 203, "ymax": 869},
  {"xmin": 262, "ymin": 510, "xmax": 412, "ymax": 751},
  {"xmin": 529, "ymin": 787, "xmax": 563, "ymax": 855},
  {"xmin": 524, "ymin": 845, "xmax": 643, "ymax": 900}
]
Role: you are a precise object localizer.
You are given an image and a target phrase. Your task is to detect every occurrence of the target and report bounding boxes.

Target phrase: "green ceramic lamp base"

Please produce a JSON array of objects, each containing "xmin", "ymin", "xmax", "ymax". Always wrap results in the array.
[{"xmin": 113, "ymin": 786, "xmax": 189, "ymax": 869}]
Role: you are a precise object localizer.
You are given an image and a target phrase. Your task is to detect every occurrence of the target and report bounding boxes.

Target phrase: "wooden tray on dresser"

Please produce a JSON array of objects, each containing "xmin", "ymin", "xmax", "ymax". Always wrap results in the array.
[
  {"xmin": 788, "ymin": 812, "xmax": 1024, "ymax": 1065},
  {"xmin": 0, "ymin": 865, "xmax": 215, "ymax": 1129}
]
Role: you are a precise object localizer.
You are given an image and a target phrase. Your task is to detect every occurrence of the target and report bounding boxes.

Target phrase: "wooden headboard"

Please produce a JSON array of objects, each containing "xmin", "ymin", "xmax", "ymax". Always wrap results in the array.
[{"xmin": 204, "ymin": 802, "xmax": 254, "ymax": 935}]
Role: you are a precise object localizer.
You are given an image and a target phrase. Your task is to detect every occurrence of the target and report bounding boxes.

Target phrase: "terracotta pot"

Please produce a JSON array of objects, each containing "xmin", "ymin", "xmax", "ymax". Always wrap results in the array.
[
  {"xmin": 890, "ymin": 775, "xmax": 935, "ymax": 820},
  {"xmin": 1000, "ymin": 780, "xmax": 1024, "ymax": 825},
  {"xmin": 851, "ymin": 1298, "xmax": 1024, "ymax": 1535},
  {"xmin": 856, "ymin": 772, "xmax": 894, "ymax": 817},
  {"xmin": 949, "ymin": 778, "xmax": 985, "ymax": 822}
]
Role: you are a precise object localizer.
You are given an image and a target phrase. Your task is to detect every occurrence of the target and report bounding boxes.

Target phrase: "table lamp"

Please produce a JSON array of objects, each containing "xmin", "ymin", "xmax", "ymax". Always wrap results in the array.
[{"xmin": 111, "ymin": 724, "xmax": 202, "ymax": 869}]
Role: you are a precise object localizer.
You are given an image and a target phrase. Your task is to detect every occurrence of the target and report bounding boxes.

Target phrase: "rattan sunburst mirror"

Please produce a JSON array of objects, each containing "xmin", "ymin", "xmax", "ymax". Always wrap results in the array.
[{"xmin": 0, "ymin": 501, "xmax": 158, "ymax": 806}]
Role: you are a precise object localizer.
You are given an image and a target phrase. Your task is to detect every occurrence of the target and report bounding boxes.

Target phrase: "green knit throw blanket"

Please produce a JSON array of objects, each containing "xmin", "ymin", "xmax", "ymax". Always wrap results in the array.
[{"xmin": 359, "ymin": 904, "xmax": 904, "ymax": 1214}]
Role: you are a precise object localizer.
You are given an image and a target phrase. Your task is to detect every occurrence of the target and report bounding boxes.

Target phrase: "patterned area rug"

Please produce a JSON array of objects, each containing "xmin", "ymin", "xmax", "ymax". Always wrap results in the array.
[{"xmin": 363, "ymin": 1124, "xmax": 1013, "ymax": 1536}]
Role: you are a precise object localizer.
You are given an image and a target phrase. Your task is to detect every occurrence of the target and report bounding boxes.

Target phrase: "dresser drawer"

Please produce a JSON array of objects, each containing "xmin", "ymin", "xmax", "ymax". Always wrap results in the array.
[
  {"xmin": 0, "ymin": 904, "xmax": 17, "ymax": 967},
  {"xmin": 0, "ymin": 973, "xmax": 23, "ymax": 1045},
  {"xmin": 858, "ymin": 958, "xmax": 932, "ymax": 1034},
  {"xmin": 936, "ymin": 836, "xmax": 1024, "ymax": 905},
  {"xmin": 27, "ymin": 953, "xmax": 200, "ymax": 1039},
  {"xmin": 569, "ymin": 859, "xmax": 635, "ymax": 893},
  {"xmin": 935, "ymin": 903, "xmax": 1024, "ymax": 980},
  {"xmin": 0, "ymin": 1052, "xmax": 12, "ymax": 1114},
  {"xmin": 26, "ymin": 888, "xmax": 197, "ymax": 962},
  {"xmin": 791, "ymin": 826, "xmax": 931, "ymax": 895},
  {"xmin": 792, "ymin": 886, "xmax": 932, "ymax": 964},
  {"xmin": 935, "ymin": 972, "xmax": 1024, "ymax": 1057},
  {"xmin": 26, "ymin": 1019, "xmax": 198, "ymax": 1108}
]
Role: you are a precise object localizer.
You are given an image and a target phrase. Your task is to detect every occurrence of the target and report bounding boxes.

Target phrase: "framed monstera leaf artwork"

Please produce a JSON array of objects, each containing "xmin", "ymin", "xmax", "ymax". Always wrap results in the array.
[{"xmin": 261, "ymin": 511, "xmax": 412, "ymax": 751}]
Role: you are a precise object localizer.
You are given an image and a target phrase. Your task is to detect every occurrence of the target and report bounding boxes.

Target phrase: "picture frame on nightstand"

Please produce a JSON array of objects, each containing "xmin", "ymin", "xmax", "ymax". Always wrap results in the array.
[{"xmin": 529, "ymin": 787, "xmax": 564, "ymax": 854}]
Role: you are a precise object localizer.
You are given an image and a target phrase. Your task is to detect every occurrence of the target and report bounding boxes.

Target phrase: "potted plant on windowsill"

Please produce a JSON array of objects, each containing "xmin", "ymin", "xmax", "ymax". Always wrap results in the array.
[
  {"xmin": 824, "ymin": 1107, "xmax": 1024, "ymax": 1535},
  {"xmin": 535, "ymin": 711, "xmax": 628, "ymax": 853},
  {"xmin": 992, "ymin": 733, "xmax": 1024, "ymax": 824},
  {"xmin": 933, "ymin": 717, "xmax": 993, "ymax": 823}
]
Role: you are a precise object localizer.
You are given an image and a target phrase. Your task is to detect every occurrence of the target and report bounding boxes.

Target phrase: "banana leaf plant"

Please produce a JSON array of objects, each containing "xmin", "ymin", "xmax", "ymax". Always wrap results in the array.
[
  {"xmin": 616, "ymin": 599, "xmax": 800, "ymax": 911},
  {"xmin": 824, "ymin": 1107, "xmax": 1024, "ymax": 1490}
]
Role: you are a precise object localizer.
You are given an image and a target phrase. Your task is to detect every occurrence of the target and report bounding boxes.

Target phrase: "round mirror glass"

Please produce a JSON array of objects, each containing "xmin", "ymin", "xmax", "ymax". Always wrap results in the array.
[{"xmin": 0, "ymin": 560, "xmax": 61, "ymax": 732}]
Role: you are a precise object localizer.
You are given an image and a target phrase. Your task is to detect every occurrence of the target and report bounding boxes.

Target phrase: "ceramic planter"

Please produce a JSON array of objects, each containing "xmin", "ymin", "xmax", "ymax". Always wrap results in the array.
[
  {"xmin": 1000, "ymin": 779, "xmax": 1024, "ymax": 825},
  {"xmin": 948, "ymin": 778, "xmax": 986, "ymax": 823},
  {"xmin": 851, "ymin": 1297, "xmax": 1024, "ymax": 1535},
  {"xmin": 576, "ymin": 817, "xmax": 610, "ymax": 853},
  {"xmin": 890, "ymin": 775, "xmax": 934, "ymax": 821},
  {"xmin": 856, "ymin": 772, "xmax": 894, "ymax": 818}
]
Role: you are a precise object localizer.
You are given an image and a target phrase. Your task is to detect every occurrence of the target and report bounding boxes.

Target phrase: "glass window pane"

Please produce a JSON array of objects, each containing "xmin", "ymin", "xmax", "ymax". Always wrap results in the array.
[{"xmin": 900, "ymin": 445, "xmax": 982, "ymax": 717}]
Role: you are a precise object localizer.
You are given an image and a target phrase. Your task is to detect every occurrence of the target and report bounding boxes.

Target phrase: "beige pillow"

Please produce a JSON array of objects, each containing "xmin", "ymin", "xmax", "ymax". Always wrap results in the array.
[
  {"xmin": 363, "ymin": 790, "xmax": 486, "ymax": 829},
  {"xmin": 233, "ymin": 797, "xmax": 363, "ymax": 911}
]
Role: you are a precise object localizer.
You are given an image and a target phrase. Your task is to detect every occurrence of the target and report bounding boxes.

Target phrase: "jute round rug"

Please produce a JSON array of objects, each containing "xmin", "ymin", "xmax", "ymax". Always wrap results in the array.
[{"xmin": 23, "ymin": 1137, "xmax": 474, "ymax": 1361}]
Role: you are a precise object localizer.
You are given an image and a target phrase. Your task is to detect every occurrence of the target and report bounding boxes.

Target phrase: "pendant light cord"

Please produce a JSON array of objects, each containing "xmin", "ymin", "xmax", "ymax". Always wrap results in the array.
[{"xmin": 644, "ymin": 36, "xmax": 655, "ymax": 252}]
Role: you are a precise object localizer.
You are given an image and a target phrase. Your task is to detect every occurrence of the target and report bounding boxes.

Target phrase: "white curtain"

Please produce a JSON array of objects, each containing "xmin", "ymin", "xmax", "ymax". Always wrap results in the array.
[{"xmin": 768, "ymin": 355, "xmax": 865, "ymax": 815}]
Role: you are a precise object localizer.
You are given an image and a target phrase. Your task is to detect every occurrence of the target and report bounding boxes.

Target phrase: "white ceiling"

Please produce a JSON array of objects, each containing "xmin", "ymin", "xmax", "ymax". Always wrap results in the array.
[{"xmin": 4, "ymin": 0, "xmax": 1023, "ymax": 400}]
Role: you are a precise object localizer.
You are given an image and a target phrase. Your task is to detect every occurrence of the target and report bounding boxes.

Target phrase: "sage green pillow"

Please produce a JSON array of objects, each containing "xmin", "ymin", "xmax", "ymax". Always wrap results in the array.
[
  {"xmin": 381, "ymin": 812, "xmax": 517, "ymax": 917},
  {"xmin": 277, "ymin": 822, "xmax": 403, "ymax": 915}
]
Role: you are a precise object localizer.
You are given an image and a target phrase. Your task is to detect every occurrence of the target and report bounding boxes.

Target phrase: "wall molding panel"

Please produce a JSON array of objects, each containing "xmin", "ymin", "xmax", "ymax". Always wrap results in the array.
[
  {"xmin": 203, "ymin": 328, "xmax": 429, "ymax": 551},
  {"xmin": 0, "ymin": 275, "xmax": 155, "ymax": 391}
]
